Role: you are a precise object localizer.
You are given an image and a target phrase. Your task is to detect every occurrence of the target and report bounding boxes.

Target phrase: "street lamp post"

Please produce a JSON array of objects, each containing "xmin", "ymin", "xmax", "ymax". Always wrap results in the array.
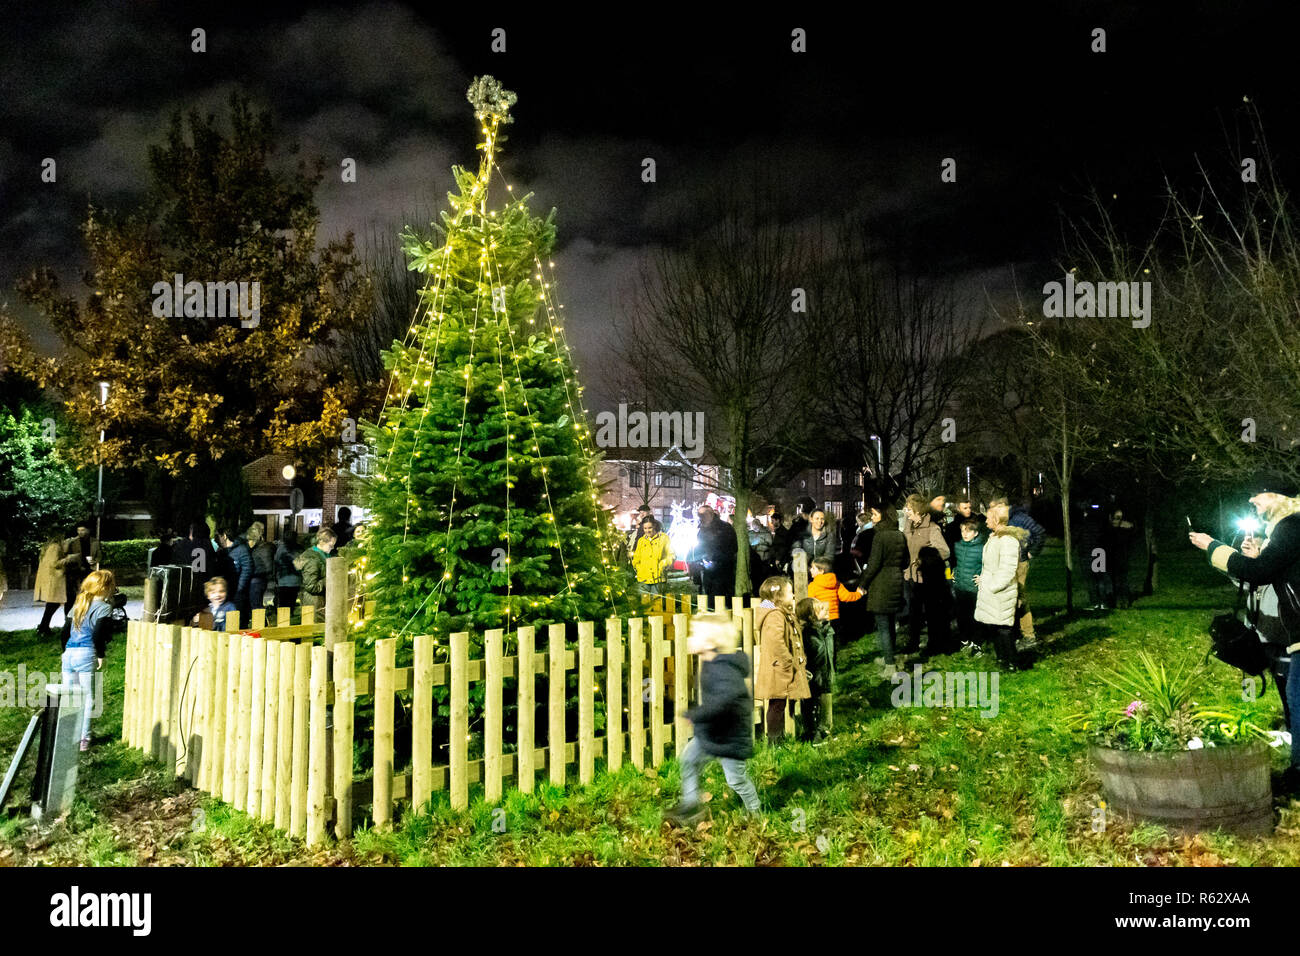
[{"xmin": 96, "ymin": 381, "xmax": 108, "ymax": 568}]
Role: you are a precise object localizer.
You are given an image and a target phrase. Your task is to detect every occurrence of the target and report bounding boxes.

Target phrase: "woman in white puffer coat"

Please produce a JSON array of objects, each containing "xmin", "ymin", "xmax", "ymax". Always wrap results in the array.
[{"xmin": 975, "ymin": 502, "xmax": 1030, "ymax": 669}]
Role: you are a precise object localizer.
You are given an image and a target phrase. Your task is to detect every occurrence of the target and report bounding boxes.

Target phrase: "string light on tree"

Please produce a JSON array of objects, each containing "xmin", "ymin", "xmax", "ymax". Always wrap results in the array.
[{"xmin": 361, "ymin": 76, "xmax": 631, "ymax": 650}]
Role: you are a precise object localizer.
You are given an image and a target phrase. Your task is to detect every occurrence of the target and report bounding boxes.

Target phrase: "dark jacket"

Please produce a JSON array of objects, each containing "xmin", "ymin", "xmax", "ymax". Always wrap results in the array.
[
  {"xmin": 1009, "ymin": 507, "xmax": 1046, "ymax": 561},
  {"xmin": 1101, "ymin": 522, "xmax": 1135, "ymax": 574},
  {"xmin": 685, "ymin": 651, "xmax": 754, "ymax": 760},
  {"xmin": 849, "ymin": 525, "xmax": 875, "ymax": 569},
  {"xmin": 1207, "ymin": 513, "xmax": 1300, "ymax": 641},
  {"xmin": 275, "ymin": 542, "xmax": 303, "ymax": 587},
  {"xmin": 249, "ymin": 541, "xmax": 275, "ymax": 579},
  {"xmin": 952, "ymin": 534, "xmax": 986, "ymax": 594},
  {"xmin": 794, "ymin": 528, "xmax": 838, "ymax": 563},
  {"xmin": 944, "ymin": 512, "xmax": 985, "ymax": 566},
  {"xmin": 801, "ymin": 619, "xmax": 836, "ymax": 692},
  {"xmin": 221, "ymin": 539, "xmax": 253, "ymax": 599},
  {"xmin": 294, "ymin": 546, "xmax": 329, "ymax": 607},
  {"xmin": 858, "ymin": 525, "xmax": 908, "ymax": 613},
  {"xmin": 769, "ymin": 525, "xmax": 793, "ymax": 570},
  {"xmin": 173, "ymin": 535, "xmax": 216, "ymax": 582},
  {"xmin": 698, "ymin": 518, "xmax": 738, "ymax": 563}
]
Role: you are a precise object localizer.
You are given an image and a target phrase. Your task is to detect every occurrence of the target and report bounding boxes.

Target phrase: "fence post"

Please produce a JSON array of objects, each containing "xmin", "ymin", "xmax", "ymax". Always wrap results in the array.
[
  {"xmin": 674, "ymin": 612, "xmax": 690, "ymax": 756},
  {"xmin": 121, "ymin": 622, "xmax": 135, "ymax": 745},
  {"xmin": 412, "ymin": 634, "xmax": 433, "ymax": 813},
  {"xmin": 628, "ymin": 618, "xmax": 645, "ymax": 769},
  {"xmin": 234, "ymin": 635, "xmax": 253, "ymax": 811},
  {"xmin": 484, "ymin": 628, "xmax": 504, "ymax": 804},
  {"xmin": 605, "ymin": 618, "xmax": 623, "ymax": 773},
  {"xmin": 578, "ymin": 621, "xmax": 595, "ymax": 784},
  {"xmin": 158, "ymin": 624, "xmax": 179, "ymax": 767},
  {"xmin": 516, "ymin": 626, "xmax": 535, "ymax": 794},
  {"xmin": 332, "ymin": 642, "xmax": 355, "ymax": 839},
  {"xmin": 307, "ymin": 644, "xmax": 329, "ymax": 846},
  {"xmin": 374, "ymin": 637, "xmax": 395, "ymax": 829},
  {"xmin": 548, "ymin": 624, "xmax": 566, "ymax": 786},
  {"xmin": 648, "ymin": 616, "xmax": 665, "ymax": 767},
  {"xmin": 450, "ymin": 631, "xmax": 470, "ymax": 810},
  {"xmin": 221, "ymin": 633, "xmax": 241, "ymax": 804},
  {"xmin": 290, "ymin": 641, "xmax": 311, "ymax": 839},
  {"xmin": 325, "ymin": 559, "xmax": 348, "ymax": 652},
  {"xmin": 208, "ymin": 631, "xmax": 228, "ymax": 796},
  {"xmin": 274, "ymin": 641, "xmax": 295, "ymax": 832},
  {"xmin": 793, "ymin": 551, "xmax": 809, "ymax": 601},
  {"xmin": 260, "ymin": 638, "xmax": 280, "ymax": 823},
  {"xmin": 247, "ymin": 637, "xmax": 266, "ymax": 816}
]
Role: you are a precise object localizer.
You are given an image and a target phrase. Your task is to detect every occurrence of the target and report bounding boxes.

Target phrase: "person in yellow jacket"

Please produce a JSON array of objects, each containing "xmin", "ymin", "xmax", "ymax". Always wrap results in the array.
[{"xmin": 632, "ymin": 516, "xmax": 674, "ymax": 595}]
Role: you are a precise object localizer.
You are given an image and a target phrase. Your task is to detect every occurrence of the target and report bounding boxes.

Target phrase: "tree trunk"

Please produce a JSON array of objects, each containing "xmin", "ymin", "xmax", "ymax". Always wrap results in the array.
[
  {"xmin": 734, "ymin": 485, "xmax": 752, "ymax": 597},
  {"xmin": 1142, "ymin": 482, "xmax": 1159, "ymax": 596},
  {"xmin": 1061, "ymin": 485, "xmax": 1074, "ymax": 615}
]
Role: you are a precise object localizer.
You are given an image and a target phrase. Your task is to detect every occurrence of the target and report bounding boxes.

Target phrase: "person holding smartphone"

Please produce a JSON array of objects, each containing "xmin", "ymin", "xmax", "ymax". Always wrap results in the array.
[{"xmin": 1190, "ymin": 481, "xmax": 1300, "ymax": 783}]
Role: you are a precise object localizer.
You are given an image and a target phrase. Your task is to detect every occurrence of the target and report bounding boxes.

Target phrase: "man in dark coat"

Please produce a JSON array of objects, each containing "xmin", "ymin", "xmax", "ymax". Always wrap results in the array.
[
  {"xmin": 216, "ymin": 528, "xmax": 253, "ymax": 620},
  {"xmin": 858, "ymin": 504, "xmax": 909, "ymax": 671},
  {"xmin": 695, "ymin": 506, "xmax": 738, "ymax": 598},
  {"xmin": 1005, "ymin": 498, "xmax": 1046, "ymax": 647},
  {"xmin": 333, "ymin": 507, "xmax": 356, "ymax": 549}
]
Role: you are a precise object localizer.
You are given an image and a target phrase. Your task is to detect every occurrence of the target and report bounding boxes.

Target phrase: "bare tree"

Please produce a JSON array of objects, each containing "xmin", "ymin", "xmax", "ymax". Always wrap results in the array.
[
  {"xmin": 615, "ymin": 182, "xmax": 818, "ymax": 594},
  {"xmin": 815, "ymin": 222, "xmax": 984, "ymax": 498}
]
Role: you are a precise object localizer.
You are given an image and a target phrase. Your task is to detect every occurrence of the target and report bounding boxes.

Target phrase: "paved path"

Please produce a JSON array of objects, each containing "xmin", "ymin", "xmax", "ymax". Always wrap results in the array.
[{"xmin": 0, "ymin": 589, "xmax": 144, "ymax": 633}]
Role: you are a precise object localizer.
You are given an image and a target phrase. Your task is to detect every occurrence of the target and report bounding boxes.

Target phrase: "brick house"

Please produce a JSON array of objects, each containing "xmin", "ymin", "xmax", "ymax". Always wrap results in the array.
[{"xmin": 242, "ymin": 445, "xmax": 373, "ymax": 541}]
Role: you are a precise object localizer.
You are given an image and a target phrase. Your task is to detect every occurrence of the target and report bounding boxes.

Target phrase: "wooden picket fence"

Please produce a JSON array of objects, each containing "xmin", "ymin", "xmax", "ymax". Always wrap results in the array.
[{"xmin": 120, "ymin": 592, "xmax": 795, "ymax": 846}]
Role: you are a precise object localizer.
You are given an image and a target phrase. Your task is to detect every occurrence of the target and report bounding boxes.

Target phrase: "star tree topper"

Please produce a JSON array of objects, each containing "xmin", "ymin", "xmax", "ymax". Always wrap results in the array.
[{"xmin": 467, "ymin": 75, "xmax": 517, "ymax": 124}]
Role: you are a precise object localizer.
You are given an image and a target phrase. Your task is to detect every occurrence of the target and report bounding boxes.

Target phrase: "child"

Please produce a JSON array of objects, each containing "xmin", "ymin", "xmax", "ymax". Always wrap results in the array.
[
  {"xmin": 193, "ymin": 576, "xmax": 239, "ymax": 631},
  {"xmin": 795, "ymin": 597, "xmax": 835, "ymax": 742},
  {"xmin": 754, "ymin": 576, "xmax": 810, "ymax": 745},
  {"xmin": 666, "ymin": 613, "xmax": 761, "ymax": 824},
  {"xmin": 62, "ymin": 569, "xmax": 117, "ymax": 751},
  {"xmin": 952, "ymin": 518, "xmax": 986, "ymax": 650},
  {"xmin": 807, "ymin": 556, "xmax": 863, "ymax": 648}
]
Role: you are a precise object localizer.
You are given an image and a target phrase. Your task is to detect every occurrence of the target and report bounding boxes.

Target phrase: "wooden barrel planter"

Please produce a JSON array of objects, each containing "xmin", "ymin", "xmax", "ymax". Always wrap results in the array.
[{"xmin": 1090, "ymin": 742, "xmax": 1273, "ymax": 836}]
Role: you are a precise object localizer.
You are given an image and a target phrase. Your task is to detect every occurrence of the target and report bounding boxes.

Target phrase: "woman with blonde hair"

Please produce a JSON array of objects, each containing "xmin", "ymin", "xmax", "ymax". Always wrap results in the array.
[
  {"xmin": 753, "ymin": 575, "xmax": 810, "ymax": 745},
  {"xmin": 974, "ymin": 503, "xmax": 1028, "ymax": 669},
  {"xmin": 62, "ymin": 569, "xmax": 117, "ymax": 751}
]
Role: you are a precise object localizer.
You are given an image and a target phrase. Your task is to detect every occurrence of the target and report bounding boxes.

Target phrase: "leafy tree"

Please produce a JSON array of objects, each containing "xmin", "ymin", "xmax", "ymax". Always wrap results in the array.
[
  {"xmin": 1, "ymin": 91, "xmax": 371, "ymax": 530},
  {"xmin": 0, "ymin": 405, "xmax": 92, "ymax": 569},
  {"xmin": 361, "ymin": 77, "xmax": 630, "ymax": 647}
]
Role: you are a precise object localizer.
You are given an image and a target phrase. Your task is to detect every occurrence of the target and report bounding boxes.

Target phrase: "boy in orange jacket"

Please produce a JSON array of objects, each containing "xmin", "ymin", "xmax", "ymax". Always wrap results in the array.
[{"xmin": 808, "ymin": 556, "xmax": 863, "ymax": 645}]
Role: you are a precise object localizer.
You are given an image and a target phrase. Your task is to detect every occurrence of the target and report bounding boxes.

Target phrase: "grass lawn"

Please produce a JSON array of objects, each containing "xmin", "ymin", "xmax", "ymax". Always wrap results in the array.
[{"xmin": 4, "ymin": 540, "xmax": 1300, "ymax": 866}]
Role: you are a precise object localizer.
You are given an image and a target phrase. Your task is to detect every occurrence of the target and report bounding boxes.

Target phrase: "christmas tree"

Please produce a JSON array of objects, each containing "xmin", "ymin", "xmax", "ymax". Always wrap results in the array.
[{"xmin": 361, "ymin": 77, "xmax": 630, "ymax": 648}]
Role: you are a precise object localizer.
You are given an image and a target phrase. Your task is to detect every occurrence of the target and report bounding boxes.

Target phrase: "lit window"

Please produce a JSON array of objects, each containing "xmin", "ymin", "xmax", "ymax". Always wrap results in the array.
[{"xmin": 823, "ymin": 469, "xmax": 842, "ymax": 485}]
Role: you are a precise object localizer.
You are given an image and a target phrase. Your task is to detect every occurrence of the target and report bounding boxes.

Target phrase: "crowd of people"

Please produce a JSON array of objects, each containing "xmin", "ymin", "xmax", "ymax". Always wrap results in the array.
[{"xmin": 626, "ymin": 491, "xmax": 1053, "ymax": 675}]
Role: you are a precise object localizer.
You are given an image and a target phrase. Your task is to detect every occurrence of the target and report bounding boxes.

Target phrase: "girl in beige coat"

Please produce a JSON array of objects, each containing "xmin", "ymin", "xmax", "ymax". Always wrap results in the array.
[{"xmin": 754, "ymin": 576, "xmax": 810, "ymax": 744}]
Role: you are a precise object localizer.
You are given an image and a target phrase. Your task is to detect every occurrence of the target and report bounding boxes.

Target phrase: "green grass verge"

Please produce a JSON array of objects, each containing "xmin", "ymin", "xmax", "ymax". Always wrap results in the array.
[{"xmin": 3, "ymin": 541, "xmax": 1300, "ymax": 866}]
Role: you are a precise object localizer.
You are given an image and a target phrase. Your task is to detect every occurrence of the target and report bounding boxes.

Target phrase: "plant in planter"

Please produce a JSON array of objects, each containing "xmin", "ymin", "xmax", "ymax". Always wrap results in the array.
[{"xmin": 1069, "ymin": 651, "xmax": 1276, "ymax": 835}]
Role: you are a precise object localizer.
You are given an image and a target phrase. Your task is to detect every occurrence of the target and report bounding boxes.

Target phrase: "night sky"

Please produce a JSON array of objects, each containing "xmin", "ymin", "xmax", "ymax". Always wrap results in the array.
[{"xmin": 2, "ymin": 1, "xmax": 1293, "ymax": 407}]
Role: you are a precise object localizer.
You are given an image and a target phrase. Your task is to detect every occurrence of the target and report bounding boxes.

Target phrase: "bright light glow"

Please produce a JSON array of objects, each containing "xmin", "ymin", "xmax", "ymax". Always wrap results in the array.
[
  {"xmin": 1237, "ymin": 515, "xmax": 1263, "ymax": 535},
  {"xmin": 282, "ymin": 464, "xmax": 296, "ymax": 480}
]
